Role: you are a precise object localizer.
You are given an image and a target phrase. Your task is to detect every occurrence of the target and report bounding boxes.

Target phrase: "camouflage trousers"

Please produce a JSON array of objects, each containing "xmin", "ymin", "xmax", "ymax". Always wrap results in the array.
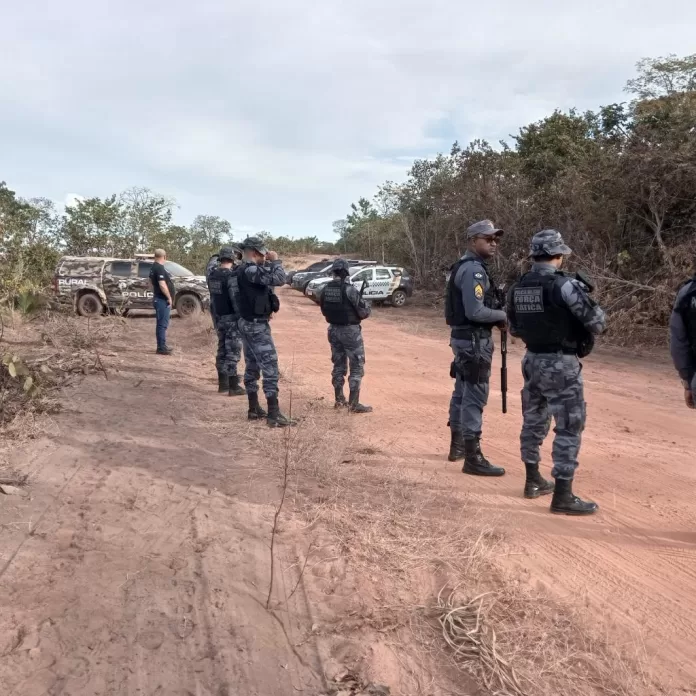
[
  {"xmin": 328, "ymin": 324, "xmax": 365, "ymax": 391},
  {"xmin": 238, "ymin": 318, "xmax": 279, "ymax": 398},
  {"xmin": 449, "ymin": 334, "xmax": 493, "ymax": 439},
  {"xmin": 215, "ymin": 314, "xmax": 243, "ymax": 378},
  {"xmin": 520, "ymin": 353, "xmax": 586, "ymax": 481}
]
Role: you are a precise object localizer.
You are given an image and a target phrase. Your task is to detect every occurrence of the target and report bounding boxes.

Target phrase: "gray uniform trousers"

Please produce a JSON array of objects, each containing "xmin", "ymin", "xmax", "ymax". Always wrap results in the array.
[
  {"xmin": 238, "ymin": 318, "xmax": 279, "ymax": 398},
  {"xmin": 328, "ymin": 324, "xmax": 365, "ymax": 391},
  {"xmin": 520, "ymin": 352, "xmax": 586, "ymax": 480},
  {"xmin": 448, "ymin": 334, "xmax": 493, "ymax": 439},
  {"xmin": 215, "ymin": 314, "xmax": 243, "ymax": 377}
]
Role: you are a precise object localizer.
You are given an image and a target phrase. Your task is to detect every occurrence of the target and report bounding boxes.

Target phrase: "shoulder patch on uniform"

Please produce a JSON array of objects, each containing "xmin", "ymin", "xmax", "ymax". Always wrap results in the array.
[
  {"xmin": 474, "ymin": 272, "xmax": 483, "ymax": 279},
  {"xmin": 474, "ymin": 284, "xmax": 484, "ymax": 300}
]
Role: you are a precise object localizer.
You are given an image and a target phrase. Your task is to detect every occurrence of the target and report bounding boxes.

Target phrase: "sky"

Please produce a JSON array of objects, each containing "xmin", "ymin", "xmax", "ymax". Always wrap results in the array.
[{"xmin": 1, "ymin": 1, "xmax": 695, "ymax": 241}]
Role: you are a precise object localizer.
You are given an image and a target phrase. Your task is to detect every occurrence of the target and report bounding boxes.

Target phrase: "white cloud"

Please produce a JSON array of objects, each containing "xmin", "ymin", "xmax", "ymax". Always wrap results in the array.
[{"xmin": 1, "ymin": 0, "xmax": 695, "ymax": 238}]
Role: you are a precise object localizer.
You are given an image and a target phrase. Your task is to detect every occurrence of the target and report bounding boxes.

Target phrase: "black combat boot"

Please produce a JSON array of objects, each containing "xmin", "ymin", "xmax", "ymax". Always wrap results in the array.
[
  {"xmin": 266, "ymin": 396, "xmax": 296, "ymax": 428},
  {"xmin": 550, "ymin": 479, "xmax": 598, "ymax": 515},
  {"xmin": 462, "ymin": 438, "xmax": 505, "ymax": 476},
  {"xmin": 334, "ymin": 386, "xmax": 347, "ymax": 409},
  {"xmin": 218, "ymin": 372, "xmax": 230, "ymax": 393},
  {"xmin": 247, "ymin": 392, "xmax": 267, "ymax": 421},
  {"xmin": 523, "ymin": 463, "xmax": 555, "ymax": 499},
  {"xmin": 448, "ymin": 430, "xmax": 466, "ymax": 462},
  {"xmin": 348, "ymin": 388, "xmax": 372, "ymax": 413},
  {"xmin": 228, "ymin": 375, "xmax": 246, "ymax": 396}
]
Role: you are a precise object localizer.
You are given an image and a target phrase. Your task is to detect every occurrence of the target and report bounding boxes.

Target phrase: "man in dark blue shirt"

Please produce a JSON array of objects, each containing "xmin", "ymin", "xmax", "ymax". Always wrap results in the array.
[{"xmin": 149, "ymin": 248, "xmax": 175, "ymax": 355}]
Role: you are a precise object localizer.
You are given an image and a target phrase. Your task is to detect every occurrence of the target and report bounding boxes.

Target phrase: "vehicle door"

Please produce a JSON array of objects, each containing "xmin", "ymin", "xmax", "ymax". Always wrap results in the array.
[
  {"xmin": 101, "ymin": 260, "xmax": 137, "ymax": 309},
  {"xmin": 129, "ymin": 260, "xmax": 156, "ymax": 308},
  {"xmin": 350, "ymin": 268, "xmax": 375, "ymax": 297},
  {"xmin": 371, "ymin": 268, "xmax": 393, "ymax": 300}
]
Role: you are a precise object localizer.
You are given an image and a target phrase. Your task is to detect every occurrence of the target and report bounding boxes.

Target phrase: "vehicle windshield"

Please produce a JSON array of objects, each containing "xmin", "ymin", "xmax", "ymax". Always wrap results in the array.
[{"xmin": 164, "ymin": 261, "xmax": 194, "ymax": 277}]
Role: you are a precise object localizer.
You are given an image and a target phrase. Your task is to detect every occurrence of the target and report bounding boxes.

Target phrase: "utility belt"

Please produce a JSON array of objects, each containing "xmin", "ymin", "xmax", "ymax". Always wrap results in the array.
[
  {"xmin": 450, "ymin": 326, "xmax": 492, "ymax": 340},
  {"xmin": 526, "ymin": 345, "xmax": 576, "ymax": 355},
  {"xmin": 241, "ymin": 317, "xmax": 269, "ymax": 324},
  {"xmin": 217, "ymin": 312, "xmax": 239, "ymax": 321}
]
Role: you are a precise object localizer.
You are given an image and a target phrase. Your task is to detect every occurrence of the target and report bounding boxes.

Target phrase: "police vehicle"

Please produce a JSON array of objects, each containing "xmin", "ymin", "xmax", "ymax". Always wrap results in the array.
[
  {"xmin": 291, "ymin": 259, "xmax": 376, "ymax": 292},
  {"xmin": 53, "ymin": 254, "xmax": 211, "ymax": 317},
  {"xmin": 305, "ymin": 264, "xmax": 413, "ymax": 307}
]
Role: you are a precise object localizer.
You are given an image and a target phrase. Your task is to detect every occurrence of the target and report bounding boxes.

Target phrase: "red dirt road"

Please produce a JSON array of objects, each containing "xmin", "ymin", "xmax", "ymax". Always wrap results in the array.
[
  {"xmin": 278, "ymin": 287, "xmax": 696, "ymax": 690},
  {"xmin": 1, "ymin": 284, "xmax": 695, "ymax": 694}
]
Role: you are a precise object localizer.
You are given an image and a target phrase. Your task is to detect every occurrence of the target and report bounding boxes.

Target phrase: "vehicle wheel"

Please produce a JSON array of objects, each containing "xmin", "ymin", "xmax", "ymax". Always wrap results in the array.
[
  {"xmin": 76, "ymin": 292, "xmax": 104, "ymax": 317},
  {"xmin": 176, "ymin": 293, "xmax": 201, "ymax": 317},
  {"xmin": 390, "ymin": 289, "xmax": 407, "ymax": 307}
]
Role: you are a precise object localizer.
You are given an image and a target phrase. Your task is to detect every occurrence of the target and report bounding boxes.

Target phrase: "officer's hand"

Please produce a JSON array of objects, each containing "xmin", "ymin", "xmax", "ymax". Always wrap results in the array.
[
  {"xmin": 684, "ymin": 388, "xmax": 695, "ymax": 409},
  {"xmin": 266, "ymin": 250, "xmax": 279, "ymax": 262}
]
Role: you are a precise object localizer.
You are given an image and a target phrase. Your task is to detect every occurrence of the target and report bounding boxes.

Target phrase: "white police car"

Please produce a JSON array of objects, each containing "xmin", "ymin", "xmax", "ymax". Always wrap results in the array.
[{"xmin": 305, "ymin": 265, "xmax": 413, "ymax": 307}]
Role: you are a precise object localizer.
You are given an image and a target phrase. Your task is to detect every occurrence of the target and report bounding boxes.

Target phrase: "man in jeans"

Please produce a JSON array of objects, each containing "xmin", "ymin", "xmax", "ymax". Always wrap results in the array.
[{"xmin": 149, "ymin": 248, "xmax": 175, "ymax": 355}]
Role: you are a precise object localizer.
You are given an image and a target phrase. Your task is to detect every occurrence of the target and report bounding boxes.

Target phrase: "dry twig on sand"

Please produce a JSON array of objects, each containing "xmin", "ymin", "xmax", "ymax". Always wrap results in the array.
[{"xmin": 436, "ymin": 586, "xmax": 527, "ymax": 696}]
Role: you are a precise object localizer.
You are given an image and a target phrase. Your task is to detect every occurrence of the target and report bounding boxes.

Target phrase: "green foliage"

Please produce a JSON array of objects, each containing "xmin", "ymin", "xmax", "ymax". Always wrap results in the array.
[
  {"xmin": 336, "ymin": 53, "xmax": 696, "ymax": 335},
  {"xmin": 2, "ymin": 353, "xmax": 39, "ymax": 397}
]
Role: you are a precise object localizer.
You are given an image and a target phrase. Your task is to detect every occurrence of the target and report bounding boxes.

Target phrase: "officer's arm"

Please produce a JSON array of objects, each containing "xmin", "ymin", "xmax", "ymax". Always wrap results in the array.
[
  {"xmin": 243, "ymin": 261, "xmax": 287, "ymax": 286},
  {"xmin": 506, "ymin": 285, "xmax": 520, "ymax": 337},
  {"xmin": 559, "ymin": 279, "xmax": 606, "ymax": 335},
  {"xmin": 669, "ymin": 285, "xmax": 693, "ymax": 381},
  {"xmin": 459, "ymin": 263, "xmax": 506, "ymax": 324},
  {"xmin": 225, "ymin": 274, "xmax": 239, "ymax": 314},
  {"xmin": 346, "ymin": 285, "xmax": 371, "ymax": 320}
]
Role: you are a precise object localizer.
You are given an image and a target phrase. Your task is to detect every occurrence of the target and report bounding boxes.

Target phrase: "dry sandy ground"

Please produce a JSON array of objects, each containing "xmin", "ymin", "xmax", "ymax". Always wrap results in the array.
[{"xmin": 1, "ymin": 281, "xmax": 696, "ymax": 695}]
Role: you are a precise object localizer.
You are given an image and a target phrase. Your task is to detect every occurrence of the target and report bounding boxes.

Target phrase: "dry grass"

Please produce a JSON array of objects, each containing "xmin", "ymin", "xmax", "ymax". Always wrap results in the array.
[{"xmin": 250, "ymin": 407, "xmax": 672, "ymax": 696}]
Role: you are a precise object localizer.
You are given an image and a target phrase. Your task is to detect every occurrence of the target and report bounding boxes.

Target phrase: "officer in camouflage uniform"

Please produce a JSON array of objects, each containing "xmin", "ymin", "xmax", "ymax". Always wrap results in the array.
[
  {"xmin": 207, "ymin": 245, "xmax": 245, "ymax": 397},
  {"xmin": 669, "ymin": 274, "xmax": 696, "ymax": 410},
  {"xmin": 507, "ymin": 229, "xmax": 606, "ymax": 515},
  {"xmin": 206, "ymin": 253, "xmax": 221, "ymax": 329},
  {"xmin": 445, "ymin": 219, "xmax": 506, "ymax": 476},
  {"xmin": 318, "ymin": 259, "xmax": 372, "ymax": 412},
  {"xmin": 233, "ymin": 236, "xmax": 294, "ymax": 428}
]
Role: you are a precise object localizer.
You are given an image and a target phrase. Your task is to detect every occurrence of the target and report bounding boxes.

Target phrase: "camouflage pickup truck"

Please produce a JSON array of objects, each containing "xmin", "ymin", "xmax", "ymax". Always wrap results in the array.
[{"xmin": 52, "ymin": 255, "xmax": 210, "ymax": 318}]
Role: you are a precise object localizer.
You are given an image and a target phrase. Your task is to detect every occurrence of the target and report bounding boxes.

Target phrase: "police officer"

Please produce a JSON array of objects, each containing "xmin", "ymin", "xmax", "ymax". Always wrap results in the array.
[
  {"xmin": 507, "ymin": 229, "xmax": 606, "ymax": 515},
  {"xmin": 206, "ymin": 252, "xmax": 221, "ymax": 330},
  {"xmin": 445, "ymin": 219, "xmax": 506, "ymax": 476},
  {"xmin": 207, "ymin": 246, "xmax": 245, "ymax": 396},
  {"xmin": 318, "ymin": 259, "xmax": 372, "ymax": 412},
  {"xmin": 669, "ymin": 273, "xmax": 696, "ymax": 409},
  {"xmin": 233, "ymin": 236, "xmax": 294, "ymax": 428}
]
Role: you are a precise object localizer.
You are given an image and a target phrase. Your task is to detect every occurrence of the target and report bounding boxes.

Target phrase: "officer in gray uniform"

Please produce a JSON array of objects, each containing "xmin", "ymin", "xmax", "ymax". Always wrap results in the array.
[
  {"xmin": 206, "ymin": 252, "xmax": 221, "ymax": 329},
  {"xmin": 669, "ymin": 274, "xmax": 696, "ymax": 409},
  {"xmin": 207, "ymin": 246, "xmax": 245, "ymax": 396},
  {"xmin": 445, "ymin": 219, "xmax": 506, "ymax": 476},
  {"xmin": 318, "ymin": 259, "xmax": 372, "ymax": 412},
  {"xmin": 507, "ymin": 229, "xmax": 606, "ymax": 515},
  {"xmin": 233, "ymin": 236, "xmax": 294, "ymax": 428}
]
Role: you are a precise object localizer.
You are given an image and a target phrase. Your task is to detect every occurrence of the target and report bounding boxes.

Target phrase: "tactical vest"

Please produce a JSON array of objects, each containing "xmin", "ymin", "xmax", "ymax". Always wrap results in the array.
[
  {"xmin": 512, "ymin": 271, "xmax": 580, "ymax": 354},
  {"xmin": 235, "ymin": 264, "xmax": 278, "ymax": 321},
  {"xmin": 445, "ymin": 257, "xmax": 498, "ymax": 329},
  {"xmin": 676, "ymin": 278, "xmax": 696, "ymax": 355},
  {"xmin": 208, "ymin": 266, "xmax": 236, "ymax": 318},
  {"xmin": 320, "ymin": 279, "xmax": 361, "ymax": 325}
]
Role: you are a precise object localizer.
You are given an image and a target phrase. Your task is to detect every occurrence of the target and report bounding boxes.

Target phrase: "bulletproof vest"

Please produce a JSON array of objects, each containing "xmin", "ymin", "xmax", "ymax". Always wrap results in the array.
[
  {"xmin": 320, "ymin": 279, "xmax": 360, "ymax": 325},
  {"xmin": 445, "ymin": 258, "xmax": 498, "ymax": 328},
  {"xmin": 235, "ymin": 263, "xmax": 277, "ymax": 321},
  {"xmin": 207, "ymin": 266, "xmax": 236, "ymax": 318},
  {"xmin": 676, "ymin": 278, "xmax": 696, "ymax": 355},
  {"xmin": 512, "ymin": 271, "xmax": 580, "ymax": 354}
]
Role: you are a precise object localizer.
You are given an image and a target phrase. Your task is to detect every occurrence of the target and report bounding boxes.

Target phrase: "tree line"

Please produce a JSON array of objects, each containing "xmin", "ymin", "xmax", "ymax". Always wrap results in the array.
[
  {"xmin": 334, "ymin": 54, "xmax": 696, "ymax": 342},
  {"xmin": 0, "ymin": 185, "xmax": 336, "ymax": 300}
]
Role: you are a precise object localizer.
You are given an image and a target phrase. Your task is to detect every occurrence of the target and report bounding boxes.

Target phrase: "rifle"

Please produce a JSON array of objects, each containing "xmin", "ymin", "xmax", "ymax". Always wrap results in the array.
[
  {"xmin": 500, "ymin": 327, "xmax": 508, "ymax": 414},
  {"xmin": 496, "ymin": 282, "xmax": 508, "ymax": 414}
]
